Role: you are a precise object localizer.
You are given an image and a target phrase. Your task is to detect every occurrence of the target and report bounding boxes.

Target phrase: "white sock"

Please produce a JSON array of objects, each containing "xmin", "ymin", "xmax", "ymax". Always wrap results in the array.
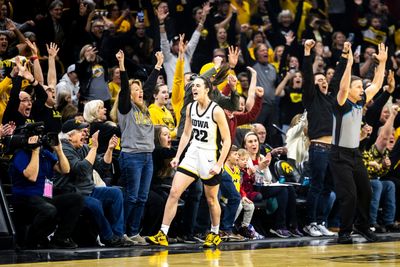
[
  {"xmin": 161, "ymin": 224, "xmax": 170, "ymax": 235},
  {"xmin": 211, "ymin": 224, "xmax": 219, "ymax": 234}
]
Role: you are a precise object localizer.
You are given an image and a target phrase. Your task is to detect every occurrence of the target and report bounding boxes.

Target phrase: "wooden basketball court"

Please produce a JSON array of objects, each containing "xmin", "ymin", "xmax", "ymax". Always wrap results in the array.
[{"xmin": 1, "ymin": 233, "xmax": 400, "ymax": 266}]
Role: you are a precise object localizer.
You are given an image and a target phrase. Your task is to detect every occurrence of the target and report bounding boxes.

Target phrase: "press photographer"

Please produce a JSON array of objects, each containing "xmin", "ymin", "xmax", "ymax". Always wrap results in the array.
[{"xmin": 8, "ymin": 129, "xmax": 84, "ymax": 249}]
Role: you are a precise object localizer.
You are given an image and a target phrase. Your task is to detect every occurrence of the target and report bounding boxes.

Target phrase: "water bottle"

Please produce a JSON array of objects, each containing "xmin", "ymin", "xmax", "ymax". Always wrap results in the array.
[
  {"xmin": 279, "ymin": 175, "xmax": 285, "ymax": 184},
  {"xmin": 302, "ymin": 176, "xmax": 310, "ymax": 186}
]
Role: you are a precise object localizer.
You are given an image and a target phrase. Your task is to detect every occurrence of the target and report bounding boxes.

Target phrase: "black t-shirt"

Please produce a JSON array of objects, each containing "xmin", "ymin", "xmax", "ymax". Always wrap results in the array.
[
  {"xmin": 32, "ymin": 105, "xmax": 62, "ymax": 134},
  {"xmin": 280, "ymin": 86, "xmax": 304, "ymax": 125}
]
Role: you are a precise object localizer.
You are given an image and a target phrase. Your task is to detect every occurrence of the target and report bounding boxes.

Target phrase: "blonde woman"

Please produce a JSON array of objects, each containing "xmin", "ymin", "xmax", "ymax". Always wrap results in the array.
[{"xmin": 115, "ymin": 50, "xmax": 154, "ymax": 245}]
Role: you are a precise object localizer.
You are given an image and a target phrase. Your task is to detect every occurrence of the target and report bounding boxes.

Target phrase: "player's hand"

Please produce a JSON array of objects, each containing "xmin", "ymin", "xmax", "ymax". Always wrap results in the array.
[
  {"xmin": 170, "ymin": 157, "xmax": 179, "ymax": 168},
  {"xmin": 209, "ymin": 164, "xmax": 222, "ymax": 176}
]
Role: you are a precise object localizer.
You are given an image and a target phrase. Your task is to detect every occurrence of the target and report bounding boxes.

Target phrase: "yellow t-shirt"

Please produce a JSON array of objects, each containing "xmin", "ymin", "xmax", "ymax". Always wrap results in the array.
[
  {"xmin": 0, "ymin": 77, "xmax": 12, "ymax": 123},
  {"xmin": 108, "ymin": 81, "xmax": 120, "ymax": 105},
  {"xmin": 230, "ymin": 0, "xmax": 250, "ymax": 25},
  {"xmin": 224, "ymin": 164, "xmax": 241, "ymax": 192},
  {"xmin": 148, "ymin": 103, "xmax": 177, "ymax": 139}
]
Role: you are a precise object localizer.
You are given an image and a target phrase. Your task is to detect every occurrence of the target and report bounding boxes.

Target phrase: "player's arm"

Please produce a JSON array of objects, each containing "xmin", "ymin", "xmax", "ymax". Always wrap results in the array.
[
  {"xmin": 213, "ymin": 106, "xmax": 231, "ymax": 173},
  {"xmin": 171, "ymin": 104, "xmax": 193, "ymax": 167}
]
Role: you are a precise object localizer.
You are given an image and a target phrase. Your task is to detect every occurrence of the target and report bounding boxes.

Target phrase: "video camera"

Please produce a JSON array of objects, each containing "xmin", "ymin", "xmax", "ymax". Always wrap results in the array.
[{"xmin": 0, "ymin": 122, "xmax": 59, "ymax": 154}]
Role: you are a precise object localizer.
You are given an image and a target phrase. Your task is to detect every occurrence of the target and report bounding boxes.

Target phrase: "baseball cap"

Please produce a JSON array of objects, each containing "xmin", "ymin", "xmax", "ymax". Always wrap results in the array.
[
  {"xmin": 67, "ymin": 64, "xmax": 76, "ymax": 73},
  {"xmin": 172, "ymin": 35, "xmax": 179, "ymax": 43},
  {"xmin": 62, "ymin": 119, "xmax": 89, "ymax": 133}
]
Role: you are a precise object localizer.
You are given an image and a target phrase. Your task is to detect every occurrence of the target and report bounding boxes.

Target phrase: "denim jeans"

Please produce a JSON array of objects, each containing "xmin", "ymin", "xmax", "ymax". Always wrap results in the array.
[
  {"xmin": 370, "ymin": 179, "xmax": 396, "ymax": 225},
  {"xmin": 85, "ymin": 187, "xmax": 124, "ymax": 240},
  {"xmin": 119, "ymin": 151, "xmax": 153, "ymax": 236},
  {"xmin": 306, "ymin": 144, "xmax": 334, "ymax": 224},
  {"xmin": 219, "ymin": 172, "xmax": 241, "ymax": 232},
  {"xmin": 181, "ymin": 179, "xmax": 203, "ymax": 235},
  {"xmin": 255, "ymin": 186, "xmax": 298, "ymax": 229}
]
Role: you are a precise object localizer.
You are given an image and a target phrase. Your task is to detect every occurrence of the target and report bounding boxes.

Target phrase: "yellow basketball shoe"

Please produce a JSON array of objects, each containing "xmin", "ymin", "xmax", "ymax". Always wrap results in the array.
[
  {"xmin": 203, "ymin": 232, "xmax": 222, "ymax": 248},
  {"xmin": 146, "ymin": 230, "xmax": 169, "ymax": 246}
]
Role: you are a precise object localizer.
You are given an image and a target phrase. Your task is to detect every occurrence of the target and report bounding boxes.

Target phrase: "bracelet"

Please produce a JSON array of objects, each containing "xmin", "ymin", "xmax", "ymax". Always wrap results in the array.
[
  {"xmin": 198, "ymin": 23, "xmax": 203, "ymax": 27},
  {"xmin": 159, "ymin": 22, "xmax": 165, "ymax": 26},
  {"xmin": 30, "ymin": 56, "xmax": 38, "ymax": 61},
  {"xmin": 30, "ymin": 79, "xmax": 36, "ymax": 84},
  {"xmin": 342, "ymin": 51, "xmax": 349, "ymax": 54}
]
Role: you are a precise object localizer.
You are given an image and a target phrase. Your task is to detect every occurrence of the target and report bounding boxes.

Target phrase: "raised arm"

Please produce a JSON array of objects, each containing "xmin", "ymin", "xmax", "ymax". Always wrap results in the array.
[
  {"xmin": 158, "ymin": 9, "xmax": 173, "ymax": 61},
  {"xmin": 337, "ymin": 42, "xmax": 353, "ymax": 106},
  {"xmin": 365, "ymin": 70, "xmax": 394, "ymax": 125},
  {"xmin": 25, "ymin": 39, "xmax": 44, "ymax": 85},
  {"xmin": 143, "ymin": 51, "xmax": 163, "ymax": 103},
  {"xmin": 116, "ymin": 50, "xmax": 132, "ymax": 115},
  {"xmin": 239, "ymin": 24, "xmax": 256, "ymax": 66},
  {"xmin": 276, "ymin": 71, "xmax": 294, "ymax": 97},
  {"xmin": 302, "ymin": 39, "xmax": 316, "ymax": 105},
  {"xmin": 245, "ymin": 66, "xmax": 257, "ymax": 110},
  {"xmin": 46, "ymin": 42, "xmax": 59, "ymax": 88},
  {"xmin": 329, "ymin": 43, "xmax": 351, "ymax": 96},
  {"xmin": 236, "ymin": 86, "xmax": 263, "ymax": 126},
  {"xmin": 215, "ymin": 4, "xmax": 235, "ymax": 30},
  {"xmin": 365, "ymin": 43, "xmax": 388, "ymax": 103},
  {"xmin": 171, "ymin": 34, "xmax": 187, "ymax": 125},
  {"xmin": 375, "ymin": 105, "xmax": 398, "ymax": 152}
]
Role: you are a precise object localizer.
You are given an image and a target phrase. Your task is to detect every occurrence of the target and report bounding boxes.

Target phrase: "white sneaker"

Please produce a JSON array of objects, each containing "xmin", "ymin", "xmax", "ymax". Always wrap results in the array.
[
  {"xmin": 303, "ymin": 223, "xmax": 323, "ymax": 237},
  {"xmin": 316, "ymin": 223, "xmax": 336, "ymax": 236}
]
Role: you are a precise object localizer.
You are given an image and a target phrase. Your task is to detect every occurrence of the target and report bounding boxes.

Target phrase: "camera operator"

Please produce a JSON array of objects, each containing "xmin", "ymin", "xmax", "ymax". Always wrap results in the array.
[
  {"xmin": 54, "ymin": 119, "xmax": 133, "ymax": 247},
  {"xmin": 8, "ymin": 131, "xmax": 84, "ymax": 249}
]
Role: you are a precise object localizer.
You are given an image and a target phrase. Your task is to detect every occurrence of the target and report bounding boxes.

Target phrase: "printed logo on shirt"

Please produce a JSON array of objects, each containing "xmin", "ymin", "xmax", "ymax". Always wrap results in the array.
[
  {"xmin": 134, "ymin": 111, "xmax": 152, "ymax": 125},
  {"xmin": 53, "ymin": 110, "xmax": 61, "ymax": 118},
  {"xmin": 289, "ymin": 92, "xmax": 302, "ymax": 103},
  {"xmin": 162, "ymin": 117, "xmax": 175, "ymax": 130},
  {"xmin": 92, "ymin": 64, "xmax": 104, "ymax": 78}
]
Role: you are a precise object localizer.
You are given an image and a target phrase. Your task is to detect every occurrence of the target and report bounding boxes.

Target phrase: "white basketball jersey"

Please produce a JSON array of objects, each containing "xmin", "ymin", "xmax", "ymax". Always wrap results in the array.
[{"xmin": 190, "ymin": 101, "xmax": 220, "ymax": 150}]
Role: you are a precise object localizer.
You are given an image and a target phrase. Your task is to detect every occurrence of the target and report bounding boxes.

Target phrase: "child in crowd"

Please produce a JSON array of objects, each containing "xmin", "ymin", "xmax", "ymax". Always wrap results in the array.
[
  {"xmin": 235, "ymin": 148, "xmax": 256, "ymax": 239},
  {"xmin": 220, "ymin": 145, "xmax": 245, "ymax": 241}
]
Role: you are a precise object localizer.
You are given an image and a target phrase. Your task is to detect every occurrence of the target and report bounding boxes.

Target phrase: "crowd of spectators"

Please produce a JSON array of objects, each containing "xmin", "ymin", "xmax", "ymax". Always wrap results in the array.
[{"xmin": 0, "ymin": 0, "xmax": 399, "ymax": 248}]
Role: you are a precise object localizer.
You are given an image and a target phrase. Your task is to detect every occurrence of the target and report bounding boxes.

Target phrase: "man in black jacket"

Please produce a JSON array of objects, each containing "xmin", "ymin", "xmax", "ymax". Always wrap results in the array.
[{"xmin": 54, "ymin": 119, "xmax": 133, "ymax": 247}]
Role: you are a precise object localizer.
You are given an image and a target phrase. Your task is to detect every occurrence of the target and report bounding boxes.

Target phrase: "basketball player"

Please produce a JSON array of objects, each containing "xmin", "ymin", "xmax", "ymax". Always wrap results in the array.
[{"xmin": 147, "ymin": 76, "xmax": 231, "ymax": 248}]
